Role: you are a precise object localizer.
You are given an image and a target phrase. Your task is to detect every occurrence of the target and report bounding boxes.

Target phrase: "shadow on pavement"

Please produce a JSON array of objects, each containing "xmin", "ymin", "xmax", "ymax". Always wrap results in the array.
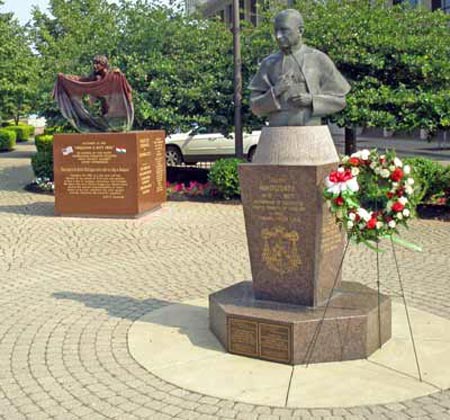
[
  {"xmin": 0, "ymin": 149, "xmax": 35, "ymax": 159},
  {"xmin": 0, "ymin": 201, "xmax": 54, "ymax": 217},
  {"xmin": 52, "ymin": 291, "xmax": 220, "ymax": 352}
]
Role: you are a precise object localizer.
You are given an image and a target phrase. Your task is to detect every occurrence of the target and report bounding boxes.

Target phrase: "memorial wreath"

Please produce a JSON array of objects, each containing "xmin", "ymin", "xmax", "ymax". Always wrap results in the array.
[{"xmin": 323, "ymin": 149, "xmax": 417, "ymax": 247}]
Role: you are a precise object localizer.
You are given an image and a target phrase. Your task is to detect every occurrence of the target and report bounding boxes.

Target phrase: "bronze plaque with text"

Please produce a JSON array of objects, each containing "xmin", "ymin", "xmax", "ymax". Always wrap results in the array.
[
  {"xmin": 227, "ymin": 316, "xmax": 292, "ymax": 363},
  {"xmin": 54, "ymin": 131, "xmax": 166, "ymax": 217},
  {"xmin": 228, "ymin": 318, "xmax": 258, "ymax": 357},
  {"xmin": 259, "ymin": 322, "xmax": 291, "ymax": 363}
]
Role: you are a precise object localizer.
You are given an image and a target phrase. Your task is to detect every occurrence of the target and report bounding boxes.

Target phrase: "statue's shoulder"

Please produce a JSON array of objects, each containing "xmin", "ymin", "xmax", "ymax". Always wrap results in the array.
[
  {"xmin": 303, "ymin": 45, "xmax": 334, "ymax": 64},
  {"xmin": 259, "ymin": 51, "xmax": 283, "ymax": 68}
]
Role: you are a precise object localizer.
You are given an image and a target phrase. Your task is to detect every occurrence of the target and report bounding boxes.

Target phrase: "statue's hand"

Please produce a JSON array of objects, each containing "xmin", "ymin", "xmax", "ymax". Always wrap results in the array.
[
  {"xmin": 290, "ymin": 93, "xmax": 313, "ymax": 106},
  {"xmin": 273, "ymin": 74, "xmax": 292, "ymax": 97}
]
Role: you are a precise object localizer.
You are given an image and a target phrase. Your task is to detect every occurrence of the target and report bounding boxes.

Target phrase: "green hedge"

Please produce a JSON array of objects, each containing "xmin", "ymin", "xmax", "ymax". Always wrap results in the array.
[
  {"xmin": 208, "ymin": 158, "xmax": 245, "ymax": 200},
  {"xmin": 35, "ymin": 134, "xmax": 54, "ymax": 153},
  {"xmin": 5, "ymin": 124, "xmax": 35, "ymax": 141},
  {"xmin": 31, "ymin": 150, "xmax": 53, "ymax": 180},
  {"xmin": 0, "ymin": 129, "xmax": 17, "ymax": 151},
  {"xmin": 404, "ymin": 157, "xmax": 450, "ymax": 203}
]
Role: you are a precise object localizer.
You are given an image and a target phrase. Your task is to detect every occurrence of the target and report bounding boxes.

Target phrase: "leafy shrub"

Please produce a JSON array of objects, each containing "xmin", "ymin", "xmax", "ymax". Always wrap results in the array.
[
  {"xmin": 208, "ymin": 158, "xmax": 245, "ymax": 199},
  {"xmin": 404, "ymin": 157, "xmax": 450, "ymax": 203},
  {"xmin": 31, "ymin": 150, "xmax": 53, "ymax": 180},
  {"xmin": 0, "ymin": 129, "xmax": 17, "ymax": 151},
  {"xmin": 44, "ymin": 125, "xmax": 74, "ymax": 135},
  {"xmin": 35, "ymin": 134, "xmax": 54, "ymax": 153},
  {"xmin": 5, "ymin": 124, "xmax": 34, "ymax": 141}
]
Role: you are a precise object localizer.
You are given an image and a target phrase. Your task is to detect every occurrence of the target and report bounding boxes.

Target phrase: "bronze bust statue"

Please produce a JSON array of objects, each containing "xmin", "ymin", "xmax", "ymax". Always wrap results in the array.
[
  {"xmin": 53, "ymin": 55, "xmax": 134, "ymax": 133},
  {"xmin": 249, "ymin": 9, "xmax": 350, "ymax": 126}
]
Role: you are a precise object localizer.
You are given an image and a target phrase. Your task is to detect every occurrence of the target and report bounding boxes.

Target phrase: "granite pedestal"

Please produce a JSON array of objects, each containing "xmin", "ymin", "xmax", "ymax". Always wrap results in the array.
[{"xmin": 209, "ymin": 126, "xmax": 392, "ymax": 364}]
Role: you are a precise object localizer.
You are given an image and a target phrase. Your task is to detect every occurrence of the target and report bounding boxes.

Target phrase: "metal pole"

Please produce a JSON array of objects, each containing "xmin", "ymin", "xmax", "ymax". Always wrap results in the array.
[{"xmin": 232, "ymin": 0, "xmax": 243, "ymax": 158}]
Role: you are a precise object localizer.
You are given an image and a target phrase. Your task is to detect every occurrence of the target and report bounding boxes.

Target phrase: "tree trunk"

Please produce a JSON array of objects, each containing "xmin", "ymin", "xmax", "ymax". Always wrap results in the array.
[{"xmin": 344, "ymin": 126, "xmax": 357, "ymax": 156}]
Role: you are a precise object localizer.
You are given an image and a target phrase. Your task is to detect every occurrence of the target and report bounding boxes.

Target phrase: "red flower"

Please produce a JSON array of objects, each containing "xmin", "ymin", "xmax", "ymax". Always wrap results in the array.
[
  {"xmin": 329, "ymin": 168, "xmax": 353, "ymax": 183},
  {"xmin": 348, "ymin": 157, "xmax": 361, "ymax": 166},
  {"xmin": 391, "ymin": 168, "xmax": 404, "ymax": 182},
  {"xmin": 392, "ymin": 202, "xmax": 405, "ymax": 212},
  {"xmin": 334, "ymin": 196, "xmax": 344, "ymax": 206},
  {"xmin": 366, "ymin": 217, "xmax": 377, "ymax": 229},
  {"xmin": 387, "ymin": 192, "xmax": 394, "ymax": 199},
  {"xmin": 396, "ymin": 187, "xmax": 404, "ymax": 197}
]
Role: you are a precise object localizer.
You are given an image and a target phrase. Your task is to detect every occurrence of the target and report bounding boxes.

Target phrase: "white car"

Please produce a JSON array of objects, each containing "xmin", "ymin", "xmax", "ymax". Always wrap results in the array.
[{"xmin": 165, "ymin": 126, "xmax": 261, "ymax": 165}]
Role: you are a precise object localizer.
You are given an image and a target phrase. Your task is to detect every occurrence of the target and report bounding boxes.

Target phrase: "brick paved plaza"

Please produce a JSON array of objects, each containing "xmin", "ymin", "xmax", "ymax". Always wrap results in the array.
[{"xmin": 1, "ymin": 142, "xmax": 450, "ymax": 419}]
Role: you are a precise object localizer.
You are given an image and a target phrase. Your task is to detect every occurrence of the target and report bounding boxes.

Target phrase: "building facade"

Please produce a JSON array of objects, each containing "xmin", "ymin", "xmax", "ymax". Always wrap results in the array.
[{"xmin": 189, "ymin": 0, "xmax": 449, "ymax": 24}]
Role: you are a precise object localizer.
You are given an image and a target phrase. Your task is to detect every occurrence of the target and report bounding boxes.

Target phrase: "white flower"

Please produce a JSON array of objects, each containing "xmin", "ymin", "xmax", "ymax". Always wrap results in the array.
[
  {"xmin": 403, "ymin": 209, "xmax": 410, "ymax": 217},
  {"xmin": 347, "ymin": 221, "xmax": 354, "ymax": 229},
  {"xmin": 370, "ymin": 162, "xmax": 377, "ymax": 169},
  {"xmin": 398, "ymin": 196, "xmax": 408, "ymax": 205},
  {"xmin": 376, "ymin": 221, "xmax": 383, "ymax": 229},
  {"xmin": 388, "ymin": 220, "xmax": 396, "ymax": 228},
  {"xmin": 349, "ymin": 213, "xmax": 356, "ymax": 221},
  {"xmin": 392, "ymin": 182, "xmax": 398, "ymax": 188},
  {"xmin": 404, "ymin": 165, "xmax": 411, "ymax": 175},
  {"xmin": 389, "ymin": 165, "xmax": 396, "ymax": 172},
  {"xmin": 394, "ymin": 157, "xmax": 403, "ymax": 168},
  {"xmin": 346, "ymin": 177, "xmax": 360, "ymax": 192},
  {"xmin": 360, "ymin": 149, "xmax": 370, "ymax": 160},
  {"xmin": 386, "ymin": 201, "xmax": 393, "ymax": 211},
  {"xmin": 405, "ymin": 185, "xmax": 414, "ymax": 195},
  {"xmin": 407, "ymin": 178, "xmax": 415, "ymax": 185},
  {"xmin": 380, "ymin": 154, "xmax": 386, "ymax": 161},
  {"xmin": 342, "ymin": 156, "xmax": 349, "ymax": 163},
  {"xmin": 374, "ymin": 167, "xmax": 381, "ymax": 175},
  {"xmin": 325, "ymin": 176, "xmax": 360, "ymax": 194},
  {"xmin": 357, "ymin": 208, "xmax": 372, "ymax": 222},
  {"xmin": 337, "ymin": 167, "xmax": 345, "ymax": 173},
  {"xmin": 351, "ymin": 167, "xmax": 360, "ymax": 176},
  {"xmin": 396, "ymin": 212, "xmax": 404, "ymax": 220},
  {"xmin": 380, "ymin": 169, "xmax": 390, "ymax": 178}
]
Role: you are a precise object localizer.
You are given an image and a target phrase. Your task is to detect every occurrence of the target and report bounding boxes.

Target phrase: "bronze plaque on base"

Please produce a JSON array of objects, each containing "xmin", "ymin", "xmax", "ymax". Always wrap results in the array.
[
  {"xmin": 259, "ymin": 322, "xmax": 291, "ymax": 363},
  {"xmin": 53, "ymin": 131, "xmax": 166, "ymax": 217},
  {"xmin": 228, "ymin": 318, "xmax": 258, "ymax": 357},
  {"xmin": 228, "ymin": 316, "xmax": 292, "ymax": 363}
]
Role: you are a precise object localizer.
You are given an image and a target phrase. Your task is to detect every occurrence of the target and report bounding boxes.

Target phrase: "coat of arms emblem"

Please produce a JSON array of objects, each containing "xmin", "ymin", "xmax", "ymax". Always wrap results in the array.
[{"xmin": 261, "ymin": 226, "xmax": 301, "ymax": 274}]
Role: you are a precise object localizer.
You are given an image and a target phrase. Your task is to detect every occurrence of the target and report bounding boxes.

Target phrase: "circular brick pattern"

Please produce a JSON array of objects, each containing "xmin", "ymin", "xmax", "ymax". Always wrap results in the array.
[{"xmin": 0, "ymin": 143, "xmax": 449, "ymax": 420}]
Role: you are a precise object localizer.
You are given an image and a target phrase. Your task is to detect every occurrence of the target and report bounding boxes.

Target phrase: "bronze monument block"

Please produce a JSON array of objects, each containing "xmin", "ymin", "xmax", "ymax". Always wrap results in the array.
[{"xmin": 53, "ymin": 131, "xmax": 166, "ymax": 217}]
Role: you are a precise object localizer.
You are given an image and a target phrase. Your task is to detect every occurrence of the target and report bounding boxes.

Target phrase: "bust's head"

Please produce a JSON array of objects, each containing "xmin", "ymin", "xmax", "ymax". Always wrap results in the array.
[{"xmin": 274, "ymin": 9, "xmax": 304, "ymax": 54}]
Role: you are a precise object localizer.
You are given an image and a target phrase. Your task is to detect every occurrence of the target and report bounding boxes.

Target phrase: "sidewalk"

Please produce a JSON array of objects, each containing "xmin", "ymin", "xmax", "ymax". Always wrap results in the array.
[
  {"xmin": 0, "ymin": 142, "xmax": 449, "ymax": 420},
  {"xmin": 333, "ymin": 133, "xmax": 450, "ymax": 164}
]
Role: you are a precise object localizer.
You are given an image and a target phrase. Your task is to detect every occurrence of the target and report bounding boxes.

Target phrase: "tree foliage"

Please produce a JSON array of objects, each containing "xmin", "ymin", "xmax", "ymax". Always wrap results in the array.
[
  {"xmin": 0, "ymin": 3, "xmax": 38, "ymax": 123},
  {"xmin": 28, "ymin": 0, "xmax": 450, "ymax": 138},
  {"xmin": 290, "ymin": 0, "xmax": 450, "ymax": 135}
]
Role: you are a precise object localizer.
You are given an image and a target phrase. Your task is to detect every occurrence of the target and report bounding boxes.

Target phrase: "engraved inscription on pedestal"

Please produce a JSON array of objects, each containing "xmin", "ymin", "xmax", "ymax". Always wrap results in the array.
[
  {"xmin": 54, "ymin": 131, "xmax": 166, "ymax": 217},
  {"xmin": 228, "ymin": 318, "xmax": 258, "ymax": 357},
  {"xmin": 240, "ymin": 164, "xmax": 343, "ymax": 306},
  {"xmin": 139, "ymin": 137, "xmax": 152, "ymax": 196},
  {"xmin": 259, "ymin": 323, "xmax": 291, "ymax": 363}
]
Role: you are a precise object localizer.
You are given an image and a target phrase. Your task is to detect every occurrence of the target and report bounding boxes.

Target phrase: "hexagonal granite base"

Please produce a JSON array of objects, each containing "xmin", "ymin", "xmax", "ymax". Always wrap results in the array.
[{"xmin": 209, "ymin": 281, "xmax": 391, "ymax": 365}]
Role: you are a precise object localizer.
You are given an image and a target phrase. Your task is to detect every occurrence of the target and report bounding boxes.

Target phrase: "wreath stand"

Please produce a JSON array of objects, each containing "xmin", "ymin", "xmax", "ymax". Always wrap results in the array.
[{"xmin": 303, "ymin": 236, "xmax": 423, "ymax": 383}]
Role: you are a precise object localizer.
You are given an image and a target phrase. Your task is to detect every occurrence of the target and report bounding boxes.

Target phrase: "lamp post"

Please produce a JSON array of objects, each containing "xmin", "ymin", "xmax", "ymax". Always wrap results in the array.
[{"xmin": 232, "ymin": 0, "xmax": 243, "ymax": 158}]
